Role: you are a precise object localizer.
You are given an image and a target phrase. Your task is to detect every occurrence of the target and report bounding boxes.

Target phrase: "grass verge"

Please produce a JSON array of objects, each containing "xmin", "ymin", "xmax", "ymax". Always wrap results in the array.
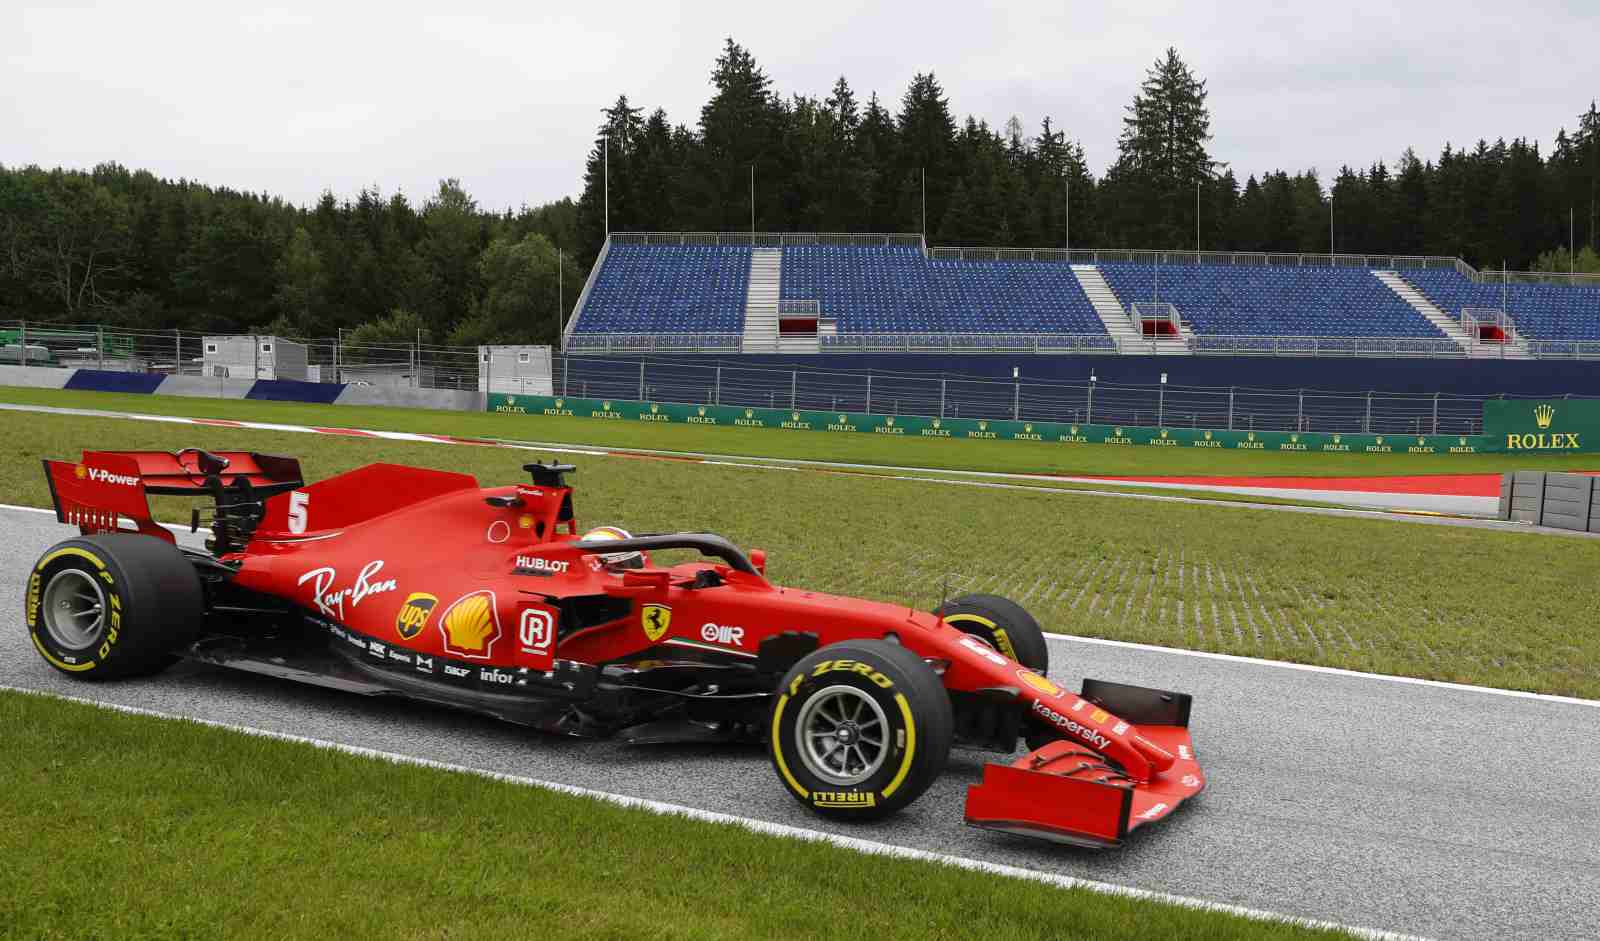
[
  {"xmin": 4, "ymin": 383, "xmax": 1597, "ymax": 477},
  {"xmin": 3, "ymin": 408, "xmax": 1597, "ymax": 699},
  {"xmin": 0, "ymin": 690, "xmax": 1345, "ymax": 941}
]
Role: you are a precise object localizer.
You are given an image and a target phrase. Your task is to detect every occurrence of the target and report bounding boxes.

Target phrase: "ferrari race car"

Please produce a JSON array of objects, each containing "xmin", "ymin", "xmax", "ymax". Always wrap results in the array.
[{"xmin": 25, "ymin": 449, "xmax": 1206, "ymax": 847}]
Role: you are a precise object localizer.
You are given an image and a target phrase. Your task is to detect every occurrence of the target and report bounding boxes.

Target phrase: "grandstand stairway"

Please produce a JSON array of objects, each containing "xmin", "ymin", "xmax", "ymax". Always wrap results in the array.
[
  {"xmin": 741, "ymin": 249, "xmax": 784, "ymax": 353},
  {"xmin": 1071, "ymin": 265, "xmax": 1191, "ymax": 354},
  {"xmin": 1371, "ymin": 271, "xmax": 1530, "ymax": 359}
]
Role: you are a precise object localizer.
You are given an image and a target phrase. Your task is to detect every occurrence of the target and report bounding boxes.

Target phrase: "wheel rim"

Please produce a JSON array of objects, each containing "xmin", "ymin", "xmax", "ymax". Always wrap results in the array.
[
  {"xmin": 795, "ymin": 684, "xmax": 890, "ymax": 786},
  {"xmin": 42, "ymin": 569, "xmax": 107, "ymax": 651}
]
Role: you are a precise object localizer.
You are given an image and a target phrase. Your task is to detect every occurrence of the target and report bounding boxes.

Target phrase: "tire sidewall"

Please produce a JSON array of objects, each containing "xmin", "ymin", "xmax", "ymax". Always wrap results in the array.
[
  {"xmin": 26, "ymin": 541, "xmax": 129, "ymax": 676},
  {"xmin": 771, "ymin": 645, "xmax": 944, "ymax": 818},
  {"xmin": 936, "ymin": 593, "xmax": 1049, "ymax": 673}
]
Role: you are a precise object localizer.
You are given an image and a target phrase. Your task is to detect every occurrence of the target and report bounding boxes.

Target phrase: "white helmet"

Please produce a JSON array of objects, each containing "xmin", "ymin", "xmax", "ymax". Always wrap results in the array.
[{"xmin": 581, "ymin": 525, "xmax": 645, "ymax": 571}]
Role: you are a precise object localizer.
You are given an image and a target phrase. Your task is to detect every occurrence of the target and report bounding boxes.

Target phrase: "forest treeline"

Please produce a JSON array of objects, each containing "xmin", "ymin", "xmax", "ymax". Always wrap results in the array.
[{"xmin": 3, "ymin": 41, "xmax": 1598, "ymax": 345}]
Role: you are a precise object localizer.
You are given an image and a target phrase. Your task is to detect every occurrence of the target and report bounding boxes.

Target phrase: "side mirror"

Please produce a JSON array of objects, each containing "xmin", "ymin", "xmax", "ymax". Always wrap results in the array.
[{"xmin": 749, "ymin": 548, "xmax": 767, "ymax": 575}]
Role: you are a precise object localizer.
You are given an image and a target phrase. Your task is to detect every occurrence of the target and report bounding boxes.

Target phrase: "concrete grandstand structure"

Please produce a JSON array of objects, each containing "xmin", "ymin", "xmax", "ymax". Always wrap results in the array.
[{"xmin": 563, "ymin": 233, "xmax": 1600, "ymax": 360}]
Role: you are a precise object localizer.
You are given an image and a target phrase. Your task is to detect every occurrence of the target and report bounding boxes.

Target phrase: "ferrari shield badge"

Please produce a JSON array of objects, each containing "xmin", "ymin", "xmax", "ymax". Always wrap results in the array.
[{"xmin": 641, "ymin": 603, "xmax": 672, "ymax": 642}]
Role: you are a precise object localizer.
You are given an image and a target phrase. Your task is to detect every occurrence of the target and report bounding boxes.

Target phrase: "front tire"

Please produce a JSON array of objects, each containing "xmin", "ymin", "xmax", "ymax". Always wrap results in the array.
[
  {"xmin": 935, "ymin": 592, "xmax": 1049, "ymax": 672},
  {"xmin": 770, "ymin": 640, "xmax": 953, "ymax": 821},
  {"xmin": 25, "ymin": 534, "xmax": 205, "ymax": 680}
]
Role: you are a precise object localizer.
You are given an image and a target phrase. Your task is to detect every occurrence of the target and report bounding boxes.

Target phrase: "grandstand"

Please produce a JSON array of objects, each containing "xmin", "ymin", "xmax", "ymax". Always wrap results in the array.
[{"xmin": 564, "ymin": 234, "xmax": 1600, "ymax": 360}]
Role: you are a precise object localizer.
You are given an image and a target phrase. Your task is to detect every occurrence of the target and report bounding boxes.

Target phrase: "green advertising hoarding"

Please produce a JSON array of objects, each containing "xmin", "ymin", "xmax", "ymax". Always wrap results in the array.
[
  {"xmin": 1483, "ymin": 399, "xmax": 1600, "ymax": 452},
  {"xmin": 488, "ymin": 393, "xmax": 1500, "ymax": 456}
]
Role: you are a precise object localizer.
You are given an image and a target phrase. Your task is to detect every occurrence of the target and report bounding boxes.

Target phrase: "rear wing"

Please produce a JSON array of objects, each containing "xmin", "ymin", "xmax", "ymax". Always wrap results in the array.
[{"xmin": 43, "ymin": 450, "xmax": 303, "ymax": 546}]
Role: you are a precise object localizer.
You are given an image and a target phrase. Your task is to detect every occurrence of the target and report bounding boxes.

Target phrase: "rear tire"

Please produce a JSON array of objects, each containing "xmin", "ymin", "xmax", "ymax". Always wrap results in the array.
[
  {"xmin": 770, "ymin": 639, "xmax": 953, "ymax": 821},
  {"xmin": 935, "ymin": 592, "xmax": 1049, "ymax": 672},
  {"xmin": 25, "ymin": 534, "xmax": 205, "ymax": 680}
]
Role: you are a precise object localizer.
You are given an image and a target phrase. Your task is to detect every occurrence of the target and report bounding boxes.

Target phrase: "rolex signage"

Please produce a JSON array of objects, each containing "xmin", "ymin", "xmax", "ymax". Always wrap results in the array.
[
  {"xmin": 1484, "ymin": 400, "xmax": 1597, "ymax": 452},
  {"xmin": 486, "ymin": 393, "xmax": 1547, "ymax": 453}
]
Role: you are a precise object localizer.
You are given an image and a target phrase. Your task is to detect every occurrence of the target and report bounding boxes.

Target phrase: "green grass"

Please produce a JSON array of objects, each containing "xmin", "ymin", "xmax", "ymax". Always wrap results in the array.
[
  {"xmin": 5, "ymin": 383, "xmax": 1600, "ymax": 477},
  {"xmin": 0, "ymin": 691, "xmax": 1344, "ymax": 941},
  {"xmin": 5, "ymin": 407, "xmax": 1598, "ymax": 699}
]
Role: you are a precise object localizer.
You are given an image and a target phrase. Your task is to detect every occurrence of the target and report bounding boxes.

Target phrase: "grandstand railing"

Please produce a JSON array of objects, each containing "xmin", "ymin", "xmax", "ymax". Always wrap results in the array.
[
  {"xmin": 561, "ymin": 331, "xmax": 1498, "ymax": 358},
  {"xmin": 601, "ymin": 232, "xmax": 1600, "ymax": 284},
  {"xmin": 1188, "ymin": 335, "xmax": 1468, "ymax": 358},
  {"xmin": 609, "ymin": 232, "xmax": 926, "ymax": 248},
  {"xmin": 928, "ymin": 246, "xmax": 1466, "ymax": 271}
]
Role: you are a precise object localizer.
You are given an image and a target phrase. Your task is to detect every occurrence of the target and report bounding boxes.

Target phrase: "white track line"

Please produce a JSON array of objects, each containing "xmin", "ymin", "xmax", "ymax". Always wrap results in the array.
[
  {"xmin": 0, "ymin": 684, "xmax": 1427, "ymax": 941},
  {"xmin": 1042, "ymin": 633, "xmax": 1600, "ymax": 709}
]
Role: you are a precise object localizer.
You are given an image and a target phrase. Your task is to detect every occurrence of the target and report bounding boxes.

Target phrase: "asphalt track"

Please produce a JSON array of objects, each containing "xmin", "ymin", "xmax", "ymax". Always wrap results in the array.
[{"xmin": 4, "ymin": 507, "xmax": 1596, "ymax": 940}]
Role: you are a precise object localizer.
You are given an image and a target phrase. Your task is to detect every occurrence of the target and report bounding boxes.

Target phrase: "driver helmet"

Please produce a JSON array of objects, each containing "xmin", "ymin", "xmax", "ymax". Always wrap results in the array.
[{"xmin": 581, "ymin": 525, "xmax": 646, "ymax": 571}]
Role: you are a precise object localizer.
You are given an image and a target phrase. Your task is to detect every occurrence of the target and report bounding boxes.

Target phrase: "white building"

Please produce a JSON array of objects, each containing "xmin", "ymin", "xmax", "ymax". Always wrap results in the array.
[
  {"xmin": 479, "ymin": 345, "xmax": 553, "ymax": 395},
  {"xmin": 201, "ymin": 336, "xmax": 308, "ymax": 380}
]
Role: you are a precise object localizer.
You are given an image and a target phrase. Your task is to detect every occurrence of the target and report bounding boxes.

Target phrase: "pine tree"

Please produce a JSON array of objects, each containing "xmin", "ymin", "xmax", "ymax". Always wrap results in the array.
[{"xmin": 1106, "ymin": 48, "xmax": 1215, "ymax": 248}]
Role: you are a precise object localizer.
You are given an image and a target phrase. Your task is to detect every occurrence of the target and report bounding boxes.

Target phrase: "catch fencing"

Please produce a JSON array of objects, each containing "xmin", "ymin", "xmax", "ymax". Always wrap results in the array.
[{"xmin": 550, "ymin": 356, "xmax": 1585, "ymax": 435}]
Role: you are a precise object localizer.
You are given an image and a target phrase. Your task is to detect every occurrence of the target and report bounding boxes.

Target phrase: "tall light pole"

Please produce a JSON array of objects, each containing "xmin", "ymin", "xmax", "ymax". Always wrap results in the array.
[
  {"xmin": 750, "ymin": 165, "xmax": 755, "ymax": 236},
  {"xmin": 1064, "ymin": 165, "xmax": 1071, "ymax": 255},
  {"xmin": 1329, "ymin": 193, "xmax": 1334, "ymax": 255},
  {"xmin": 1196, "ymin": 179, "xmax": 1201, "ymax": 252},
  {"xmin": 557, "ymin": 247, "xmax": 564, "ymax": 350},
  {"xmin": 601, "ymin": 133, "xmax": 610, "ymax": 238}
]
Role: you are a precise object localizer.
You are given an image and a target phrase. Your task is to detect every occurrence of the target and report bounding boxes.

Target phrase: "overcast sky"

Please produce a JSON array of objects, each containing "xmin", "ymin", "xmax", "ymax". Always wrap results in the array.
[{"xmin": 5, "ymin": 1, "xmax": 1597, "ymax": 212}]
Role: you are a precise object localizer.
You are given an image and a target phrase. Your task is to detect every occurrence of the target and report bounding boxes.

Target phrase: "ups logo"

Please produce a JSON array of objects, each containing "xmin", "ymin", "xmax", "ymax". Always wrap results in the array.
[{"xmin": 395, "ymin": 592, "xmax": 439, "ymax": 640}]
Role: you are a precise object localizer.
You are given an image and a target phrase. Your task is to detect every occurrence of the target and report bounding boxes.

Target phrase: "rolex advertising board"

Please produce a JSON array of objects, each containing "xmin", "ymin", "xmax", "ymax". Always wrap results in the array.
[
  {"xmin": 1483, "ymin": 399, "xmax": 1599, "ymax": 452},
  {"xmin": 488, "ymin": 393, "xmax": 1508, "ymax": 455}
]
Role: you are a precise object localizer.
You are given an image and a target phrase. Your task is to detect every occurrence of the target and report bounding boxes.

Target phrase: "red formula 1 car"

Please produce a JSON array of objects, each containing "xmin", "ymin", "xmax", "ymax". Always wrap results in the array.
[{"xmin": 25, "ymin": 449, "xmax": 1205, "ymax": 847}]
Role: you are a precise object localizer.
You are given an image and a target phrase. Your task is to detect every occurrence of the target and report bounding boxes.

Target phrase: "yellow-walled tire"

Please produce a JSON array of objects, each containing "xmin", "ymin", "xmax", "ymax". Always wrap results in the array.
[
  {"xmin": 769, "ymin": 639, "xmax": 952, "ymax": 821},
  {"xmin": 935, "ymin": 593, "xmax": 1049, "ymax": 673},
  {"xmin": 25, "ymin": 535, "xmax": 204, "ymax": 681}
]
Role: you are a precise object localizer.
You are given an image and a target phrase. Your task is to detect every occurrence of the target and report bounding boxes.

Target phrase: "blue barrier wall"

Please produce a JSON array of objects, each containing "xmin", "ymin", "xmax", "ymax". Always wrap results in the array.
[
  {"xmin": 246, "ymin": 379, "xmax": 347, "ymax": 404},
  {"xmin": 64, "ymin": 370, "xmax": 166, "ymax": 394}
]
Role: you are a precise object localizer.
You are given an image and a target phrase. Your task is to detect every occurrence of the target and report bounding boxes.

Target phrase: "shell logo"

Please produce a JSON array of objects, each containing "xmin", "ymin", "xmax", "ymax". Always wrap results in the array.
[
  {"xmin": 439, "ymin": 590, "xmax": 501, "ymax": 659},
  {"xmin": 1016, "ymin": 670, "xmax": 1062, "ymax": 697},
  {"xmin": 74, "ymin": 464, "xmax": 87, "ymax": 479}
]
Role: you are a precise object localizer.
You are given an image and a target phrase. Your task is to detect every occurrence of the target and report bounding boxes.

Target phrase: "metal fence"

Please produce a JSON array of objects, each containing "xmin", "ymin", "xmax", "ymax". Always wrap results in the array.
[
  {"xmin": 550, "ymin": 355, "xmax": 1588, "ymax": 435},
  {"xmin": 0, "ymin": 321, "xmax": 482, "ymax": 390}
]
